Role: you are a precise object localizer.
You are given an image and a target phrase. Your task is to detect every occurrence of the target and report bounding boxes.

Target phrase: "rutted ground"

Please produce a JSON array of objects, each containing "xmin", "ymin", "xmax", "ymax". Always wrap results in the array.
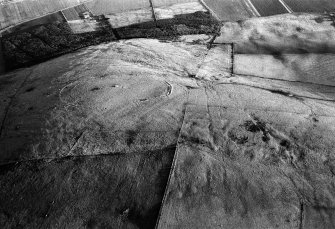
[{"xmin": 1, "ymin": 13, "xmax": 335, "ymax": 229}]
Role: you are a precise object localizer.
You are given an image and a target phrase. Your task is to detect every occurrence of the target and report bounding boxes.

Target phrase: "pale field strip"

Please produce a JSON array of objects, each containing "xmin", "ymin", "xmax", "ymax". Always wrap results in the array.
[
  {"xmin": 67, "ymin": 19, "xmax": 98, "ymax": 33},
  {"xmin": 243, "ymin": 0, "xmax": 261, "ymax": 17},
  {"xmin": 277, "ymin": 0, "xmax": 293, "ymax": 13},
  {"xmin": 105, "ymin": 8, "xmax": 154, "ymax": 29},
  {"xmin": 154, "ymin": 1, "xmax": 206, "ymax": 20}
]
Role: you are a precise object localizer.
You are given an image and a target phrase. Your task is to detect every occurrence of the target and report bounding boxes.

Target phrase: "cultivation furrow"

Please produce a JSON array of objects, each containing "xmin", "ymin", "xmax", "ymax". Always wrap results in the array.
[
  {"xmin": 202, "ymin": 0, "xmax": 253, "ymax": 21},
  {"xmin": 282, "ymin": 0, "xmax": 335, "ymax": 12},
  {"xmin": 250, "ymin": 0, "xmax": 289, "ymax": 16}
]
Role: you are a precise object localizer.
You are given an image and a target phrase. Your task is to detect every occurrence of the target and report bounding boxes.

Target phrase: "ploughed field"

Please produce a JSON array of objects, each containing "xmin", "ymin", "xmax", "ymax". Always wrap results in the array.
[
  {"xmin": 204, "ymin": 0, "xmax": 335, "ymax": 19},
  {"xmin": 283, "ymin": 0, "xmax": 335, "ymax": 12},
  {"xmin": 202, "ymin": 0, "xmax": 254, "ymax": 21},
  {"xmin": 250, "ymin": 0, "xmax": 288, "ymax": 16}
]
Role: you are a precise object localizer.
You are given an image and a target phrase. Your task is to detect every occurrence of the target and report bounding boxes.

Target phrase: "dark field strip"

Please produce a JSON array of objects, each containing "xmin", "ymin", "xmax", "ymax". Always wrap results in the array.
[
  {"xmin": 250, "ymin": 0, "xmax": 288, "ymax": 16},
  {"xmin": 283, "ymin": 0, "xmax": 335, "ymax": 12}
]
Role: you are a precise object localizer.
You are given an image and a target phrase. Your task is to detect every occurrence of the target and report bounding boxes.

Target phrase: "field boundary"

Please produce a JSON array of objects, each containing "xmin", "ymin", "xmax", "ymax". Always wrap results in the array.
[
  {"xmin": 0, "ymin": 0, "xmax": 92, "ymax": 32},
  {"xmin": 198, "ymin": 0, "xmax": 221, "ymax": 21},
  {"xmin": 149, "ymin": 0, "xmax": 158, "ymax": 25},
  {"xmin": 154, "ymin": 94, "xmax": 189, "ymax": 229}
]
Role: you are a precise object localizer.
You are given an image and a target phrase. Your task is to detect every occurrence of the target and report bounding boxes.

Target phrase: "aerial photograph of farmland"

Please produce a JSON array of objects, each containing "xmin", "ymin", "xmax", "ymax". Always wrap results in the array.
[{"xmin": 1, "ymin": 0, "xmax": 335, "ymax": 228}]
